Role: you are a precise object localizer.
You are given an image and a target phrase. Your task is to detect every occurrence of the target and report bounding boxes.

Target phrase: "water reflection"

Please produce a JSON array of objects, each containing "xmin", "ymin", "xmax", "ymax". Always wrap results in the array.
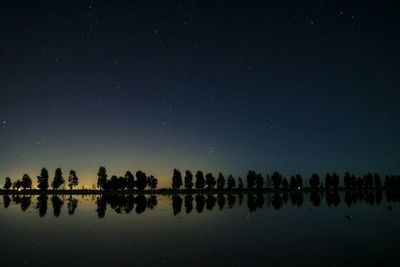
[{"xmin": 1, "ymin": 191, "xmax": 400, "ymax": 217}]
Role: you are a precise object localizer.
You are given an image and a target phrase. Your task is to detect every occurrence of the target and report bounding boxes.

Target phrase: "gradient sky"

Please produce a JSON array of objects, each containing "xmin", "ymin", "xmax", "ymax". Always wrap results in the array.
[{"xmin": 1, "ymin": 1, "xmax": 399, "ymax": 187}]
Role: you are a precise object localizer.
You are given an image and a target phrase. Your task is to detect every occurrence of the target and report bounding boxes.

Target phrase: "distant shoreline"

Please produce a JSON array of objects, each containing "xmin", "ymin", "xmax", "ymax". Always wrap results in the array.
[{"xmin": 1, "ymin": 187, "xmax": 399, "ymax": 195}]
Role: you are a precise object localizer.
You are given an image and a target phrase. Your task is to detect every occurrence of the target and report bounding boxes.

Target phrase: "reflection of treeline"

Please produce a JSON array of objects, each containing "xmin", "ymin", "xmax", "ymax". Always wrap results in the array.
[
  {"xmin": 3, "ymin": 192, "xmax": 400, "ymax": 216},
  {"xmin": 3, "ymin": 167, "xmax": 400, "ymax": 192}
]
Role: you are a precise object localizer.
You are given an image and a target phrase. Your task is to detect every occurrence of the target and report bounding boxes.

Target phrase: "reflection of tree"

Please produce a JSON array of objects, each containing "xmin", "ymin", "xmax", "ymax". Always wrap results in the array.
[
  {"xmin": 184, "ymin": 195, "xmax": 193, "ymax": 214},
  {"xmin": 271, "ymin": 193, "xmax": 282, "ymax": 210},
  {"xmin": 282, "ymin": 193, "xmax": 289, "ymax": 204},
  {"xmin": 36, "ymin": 194, "xmax": 48, "ymax": 217},
  {"xmin": 12, "ymin": 195, "xmax": 21, "ymax": 205},
  {"xmin": 206, "ymin": 194, "xmax": 216, "ymax": 210},
  {"xmin": 20, "ymin": 196, "xmax": 31, "ymax": 211},
  {"xmin": 67, "ymin": 196, "xmax": 78, "ymax": 215},
  {"xmin": 195, "ymin": 195, "xmax": 205, "ymax": 213},
  {"xmin": 310, "ymin": 192, "xmax": 321, "ymax": 207},
  {"xmin": 227, "ymin": 194, "xmax": 236, "ymax": 208},
  {"xmin": 96, "ymin": 196, "xmax": 107, "ymax": 218},
  {"xmin": 217, "ymin": 194, "xmax": 225, "ymax": 210},
  {"xmin": 376, "ymin": 191, "xmax": 382, "ymax": 204},
  {"xmin": 3, "ymin": 195, "xmax": 11, "ymax": 208},
  {"xmin": 147, "ymin": 195, "xmax": 158, "ymax": 209},
  {"xmin": 247, "ymin": 194, "xmax": 256, "ymax": 212},
  {"xmin": 238, "ymin": 194, "xmax": 244, "ymax": 206},
  {"xmin": 125, "ymin": 195, "xmax": 135, "ymax": 213},
  {"xmin": 135, "ymin": 195, "xmax": 147, "ymax": 214},
  {"xmin": 290, "ymin": 192, "xmax": 303, "ymax": 207},
  {"xmin": 325, "ymin": 192, "xmax": 340, "ymax": 207},
  {"xmin": 255, "ymin": 194, "xmax": 264, "ymax": 209},
  {"xmin": 51, "ymin": 196, "xmax": 64, "ymax": 217},
  {"xmin": 172, "ymin": 195, "xmax": 183, "ymax": 215}
]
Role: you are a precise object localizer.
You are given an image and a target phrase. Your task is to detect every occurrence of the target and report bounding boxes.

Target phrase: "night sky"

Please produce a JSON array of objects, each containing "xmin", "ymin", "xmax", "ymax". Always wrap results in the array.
[{"xmin": 1, "ymin": 1, "xmax": 399, "ymax": 187}]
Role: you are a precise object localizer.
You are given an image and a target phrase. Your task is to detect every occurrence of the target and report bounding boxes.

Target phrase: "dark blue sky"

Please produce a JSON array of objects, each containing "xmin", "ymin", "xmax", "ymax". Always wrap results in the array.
[{"xmin": 1, "ymin": 1, "xmax": 399, "ymax": 187}]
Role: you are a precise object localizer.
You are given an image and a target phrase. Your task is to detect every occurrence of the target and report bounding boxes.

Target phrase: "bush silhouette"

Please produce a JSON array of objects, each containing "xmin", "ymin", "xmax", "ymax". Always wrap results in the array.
[
  {"xmin": 37, "ymin": 168, "xmax": 49, "ymax": 190},
  {"xmin": 172, "ymin": 169, "xmax": 183, "ymax": 189},
  {"xmin": 184, "ymin": 170, "xmax": 194, "ymax": 189},
  {"xmin": 147, "ymin": 175, "xmax": 158, "ymax": 189}
]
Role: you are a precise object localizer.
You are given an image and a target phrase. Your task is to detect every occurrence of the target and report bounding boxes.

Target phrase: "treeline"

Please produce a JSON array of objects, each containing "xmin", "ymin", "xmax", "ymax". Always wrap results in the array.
[
  {"xmin": 170, "ymin": 169, "xmax": 400, "ymax": 190},
  {"xmin": 3, "ymin": 167, "xmax": 400, "ymax": 191}
]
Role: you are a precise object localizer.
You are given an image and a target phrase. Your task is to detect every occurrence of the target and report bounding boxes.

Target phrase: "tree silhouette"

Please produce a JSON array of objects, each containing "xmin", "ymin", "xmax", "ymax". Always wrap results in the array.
[
  {"xmin": 3, "ymin": 195, "xmax": 11, "ymax": 208},
  {"xmin": 68, "ymin": 170, "xmax": 79, "ymax": 190},
  {"xmin": 184, "ymin": 195, "xmax": 194, "ymax": 213},
  {"xmin": 36, "ymin": 194, "xmax": 48, "ymax": 217},
  {"xmin": 108, "ymin": 175, "xmax": 119, "ymax": 190},
  {"xmin": 184, "ymin": 170, "xmax": 194, "ymax": 189},
  {"xmin": 136, "ymin": 170, "xmax": 147, "ymax": 190},
  {"xmin": 125, "ymin": 171, "xmax": 135, "ymax": 190},
  {"xmin": 3, "ymin": 177, "xmax": 12, "ymax": 190},
  {"xmin": 310, "ymin": 173, "xmax": 320, "ymax": 188},
  {"xmin": 13, "ymin": 180, "xmax": 22, "ymax": 190},
  {"xmin": 97, "ymin": 166, "xmax": 108, "ymax": 190},
  {"xmin": 344, "ymin": 172, "xmax": 351, "ymax": 189},
  {"xmin": 282, "ymin": 178, "xmax": 288, "ymax": 190},
  {"xmin": 51, "ymin": 195, "xmax": 64, "ymax": 217},
  {"xmin": 271, "ymin": 171, "xmax": 282, "ymax": 189},
  {"xmin": 205, "ymin": 173, "xmax": 216, "ymax": 189},
  {"xmin": 217, "ymin": 173, "xmax": 225, "ymax": 190},
  {"xmin": 21, "ymin": 174, "xmax": 32, "ymax": 190},
  {"xmin": 52, "ymin": 168, "xmax": 65, "ymax": 189},
  {"xmin": 246, "ymin": 170, "xmax": 256, "ymax": 189},
  {"xmin": 255, "ymin": 173, "xmax": 264, "ymax": 189},
  {"xmin": 67, "ymin": 196, "xmax": 78, "ymax": 215},
  {"xmin": 37, "ymin": 168, "xmax": 49, "ymax": 190},
  {"xmin": 374, "ymin": 173, "xmax": 381, "ymax": 188},
  {"xmin": 172, "ymin": 169, "xmax": 183, "ymax": 189},
  {"xmin": 325, "ymin": 173, "xmax": 333, "ymax": 189},
  {"xmin": 172, "ymin": 195, "xmax": 183, "ymax": 215},
  {"xmin": 227, "ymin": 175, "xmax": 236, "ymax": 189},
  {"xmin": 238, "ymin": 177, "xmax": 244, "ymax": 189},
  {"xmin": 195, "ymin": 171, "xmax": 205, "ymax": 189},
  {"xmin": 332, "ymin": 173, "xmax": 339, "ymax": 189},
  {"xmin": 195, "ymin": 194, "xmax": 206, "ymax": 213},
  {"xmin": 147, "ymin": 175, "xmax": 158, "ymax": 189}
]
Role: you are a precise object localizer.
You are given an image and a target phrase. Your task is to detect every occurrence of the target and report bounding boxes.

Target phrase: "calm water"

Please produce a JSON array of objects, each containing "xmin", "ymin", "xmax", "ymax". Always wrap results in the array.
[{"xmin": 1, "ymin": 191, "xmax": 399, "ymax": 266}]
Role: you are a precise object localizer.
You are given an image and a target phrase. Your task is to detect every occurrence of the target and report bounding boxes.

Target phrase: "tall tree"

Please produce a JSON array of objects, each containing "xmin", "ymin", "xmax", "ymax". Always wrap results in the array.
[
  {"xmin": 205, "ymin": 173, "xmax": 216, "ymax": 189},
  {"xmin": 227, "ymin": 175, "xmax": 236, "ymax": 189},
  {"xmin": 97, "ymin": 167, "xmax": 108, "ymax": 190},
  {"xmin": 52, "ymin": 168, "xmax": 65, "ymax": 189},
  {"xmin": 195, "ymin": 170, "xmax": 205, "ymax": 189},
  {"xmin": 217, "ymin": 173, "xmax": 225, "ymax": 190},
  {"xmin": 255, "ymin": 173, "xmax": 264, "ymax": 189},
  {"xmin": 282, "ymin": 177, "xmax": 288, "ymax": 190},
  {"xmin": 172, "ymin": 169, "xmax": 183, "ymax": 189},
  {"xmin": 22, "ymin": 174, "xmax": 32, "ymax": 189},
  {"xmin": 68, "ymin": 170, "xmax": 79, "ymax": 190},
  {"xmin": 136, "ymin": 170, "xmax": 147, "ymax": 190},
  {"xmin": 3, "ymin": 177, "xmax": 12, "ymax": 190},
  {"xmin": 37, "ymin": 168, "xmax": 49, "ymax": 190},
  {"xmin": 246, "ymin": 170, "xmax": 256, "ymax": 189},
  {"xmin": 271, "ymin": 172, "xmax": 282, "ymax": 189},
  {"xmin": 125, "ymin": 171, "xmax": 135, "ymax": 190},
  {"xmin": 237, "ymin": 177, "xmax": 244, "ymax": 189},
  {"xmin": 309, "ymin": 173, "xmax": 320, "ymax": 188},
  {"xmin": 343, "ymin": 172, "xmax": 351, "ymax": 189},
  {"xmin": 374, "ymin": 173, "xmax": 381, "ymax": 188},
  {"xmin": 184, "ymin": 170, "xmax": 194, "ymax": 189}
]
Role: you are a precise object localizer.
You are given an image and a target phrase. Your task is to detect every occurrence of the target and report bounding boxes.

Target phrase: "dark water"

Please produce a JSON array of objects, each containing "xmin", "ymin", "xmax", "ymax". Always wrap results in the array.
[{"xmin": 1, "ymin": 191, "xmax": 400, "ymax": 266}]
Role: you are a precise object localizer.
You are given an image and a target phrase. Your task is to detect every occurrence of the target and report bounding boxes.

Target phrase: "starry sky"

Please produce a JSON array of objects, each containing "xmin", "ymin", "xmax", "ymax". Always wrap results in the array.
[{"xmin": 1, "ymin": 1, "xmax": 399, "ymax": 188}]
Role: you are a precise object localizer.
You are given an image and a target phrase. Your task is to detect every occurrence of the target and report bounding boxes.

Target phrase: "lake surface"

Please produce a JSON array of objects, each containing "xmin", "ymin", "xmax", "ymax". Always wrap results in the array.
[{"xmin": 1, "ymin": 191, "xmax": 399, "ymax": 266}]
